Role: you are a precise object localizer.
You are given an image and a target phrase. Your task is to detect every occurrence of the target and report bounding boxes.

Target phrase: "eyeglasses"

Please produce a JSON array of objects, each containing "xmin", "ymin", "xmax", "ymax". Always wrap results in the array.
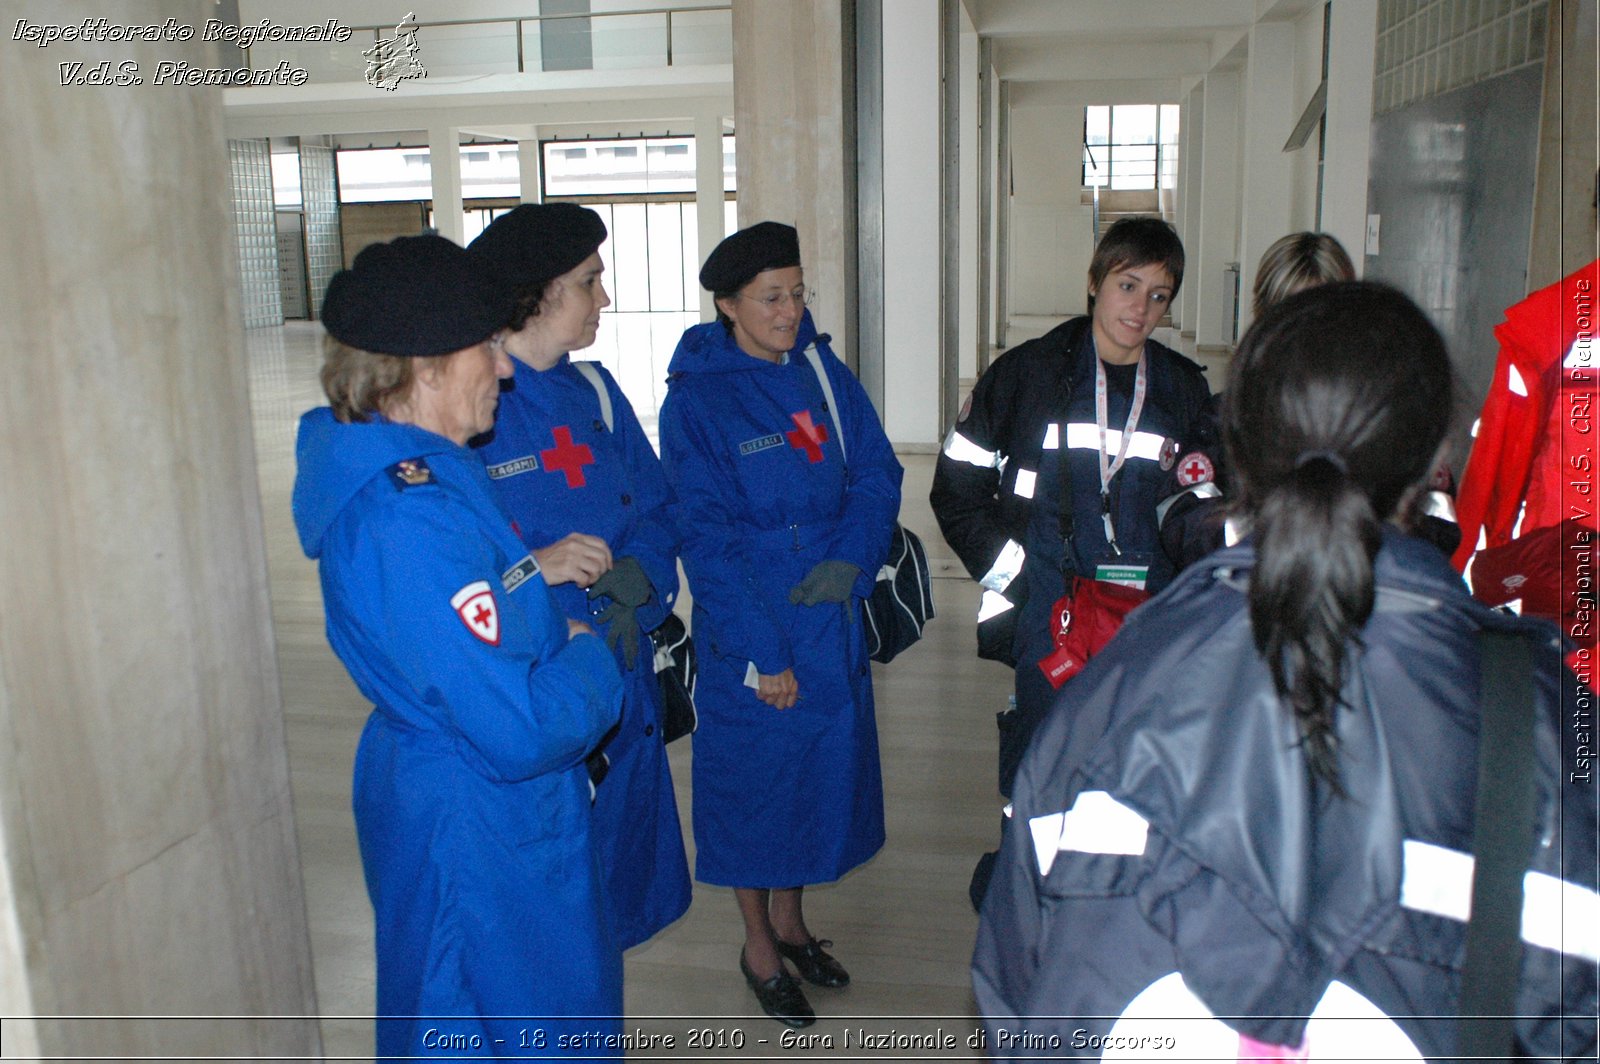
[{"xmin": 738, "ymin": 286, "xmax": 815, "ymax": 310}]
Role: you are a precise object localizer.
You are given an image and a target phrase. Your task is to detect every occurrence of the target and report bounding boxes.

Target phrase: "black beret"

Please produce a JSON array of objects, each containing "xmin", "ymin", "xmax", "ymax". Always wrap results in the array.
[
  {"xmin": 698, "ymin": 221, "xmax": 801, "ymax": 293},
  {"xmin": 468, "ymin": 203, "xmax": 608, "ymax": 297},
  {"xmin": 322, "ymin": 235, "xmax": 504, "ymax": 357}
]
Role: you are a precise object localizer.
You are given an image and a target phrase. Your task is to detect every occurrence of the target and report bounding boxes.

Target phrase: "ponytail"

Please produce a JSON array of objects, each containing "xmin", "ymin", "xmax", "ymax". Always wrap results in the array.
[
  {"xmin": 1248, "ymin": 454, "xmax": 1381, "ymax": 787},
  {"xmin": 1223, "ymin": 282, "xmax": 1455, "ymax": 790}
]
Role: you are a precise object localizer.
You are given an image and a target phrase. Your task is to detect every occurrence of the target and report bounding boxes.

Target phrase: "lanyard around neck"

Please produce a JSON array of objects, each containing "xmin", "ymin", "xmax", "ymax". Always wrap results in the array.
[{"xmin": 1094, "ymin": 345, "xmax": 1147, "ymax": 555}]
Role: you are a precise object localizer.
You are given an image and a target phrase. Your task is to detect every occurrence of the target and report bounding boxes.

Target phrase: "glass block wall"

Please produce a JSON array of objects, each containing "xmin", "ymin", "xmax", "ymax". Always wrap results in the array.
[
  {"xmin": 299, "ymin": 140, "xmax": 342, "ymax": 320},
  {"xmin": 229, "ymin": 138, "xmax": 283, "ymax": 328},
  {"xmin": 1375, "ymin": 0, "xmax": 1549, "ymax": 114}
]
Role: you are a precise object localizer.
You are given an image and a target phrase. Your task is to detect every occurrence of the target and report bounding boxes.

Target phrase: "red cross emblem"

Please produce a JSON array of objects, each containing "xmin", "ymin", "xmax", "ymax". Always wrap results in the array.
[
  {"xmin": 1175, "ymin": 451, "xmax": 1214, "ymax": 487},
  {"xmin": 785, "ymin": 410, "xmax": 830, "ymax": 463},
  {"xmin": 450, "ymin": 581, "xmax": 500, "ymax": 645},
  {"xmin": 540, "ymin": 425, "xmax": 595, "ymax": 488}
]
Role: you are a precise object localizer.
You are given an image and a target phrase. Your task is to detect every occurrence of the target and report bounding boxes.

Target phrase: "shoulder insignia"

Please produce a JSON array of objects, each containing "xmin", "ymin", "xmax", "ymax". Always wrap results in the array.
[
  {"xmin": 450, "ymin": 581, "xmax": 500, "ymax": 645},
  {"xmin": 388, "ymin": 457, "xmax": 433, "ymax": 489}
]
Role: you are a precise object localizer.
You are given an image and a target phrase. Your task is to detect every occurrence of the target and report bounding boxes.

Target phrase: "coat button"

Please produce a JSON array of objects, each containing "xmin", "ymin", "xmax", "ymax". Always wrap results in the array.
[
  {"xmin": 620, "ymin": 493, "xmax": 632, "ymax": 505},
  {"xmin": 594, "ymin": 418, "xmax": 606, "ymax": 432},
  {"xmin": 644, "ymin": 723, "xmax": 655, "ymax": 737}
]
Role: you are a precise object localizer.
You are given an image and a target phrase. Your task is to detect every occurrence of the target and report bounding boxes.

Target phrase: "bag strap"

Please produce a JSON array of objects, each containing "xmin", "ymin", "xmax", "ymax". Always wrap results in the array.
[
  {"xmin": 1459, "ymin": 627, "xmax": 1537, "ymax": 1059},
  {"xmin": 800, "ymin": 341, "xmax": 847, "ymax": 467},
  {"xmin": 572, "ymin": 360, "xmax": 613, "ymax": 433}
]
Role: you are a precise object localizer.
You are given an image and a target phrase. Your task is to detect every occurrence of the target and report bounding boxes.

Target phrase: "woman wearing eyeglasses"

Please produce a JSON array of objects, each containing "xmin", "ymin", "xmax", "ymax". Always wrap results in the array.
[{"xmin": 659, "ymin": 222, "xmax": 903, "ymax": 1028}]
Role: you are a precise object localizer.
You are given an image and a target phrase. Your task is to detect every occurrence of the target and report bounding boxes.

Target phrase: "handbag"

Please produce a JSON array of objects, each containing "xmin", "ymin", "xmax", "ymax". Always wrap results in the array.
[
  {"xmin": 799, "ymin": 340, "xmax": 934, "ymax": 664},
  {"xmin": 571, "ymin": 360, "xmax": 700, "ymax": 743},
  {"xmin": 649, "ymin": 612, "xmax": 698, "ymax": 743}
]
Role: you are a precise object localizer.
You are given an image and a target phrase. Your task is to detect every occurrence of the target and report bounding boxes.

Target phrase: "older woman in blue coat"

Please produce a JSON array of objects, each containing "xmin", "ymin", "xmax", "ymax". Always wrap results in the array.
[
  {"xmin": 468, "ymin": 204, "xmax": 691, "ymax": 951},
  {"xmin": 292, "ymin": 236, "xmax": 624, "ymax": 1059},
  {"xmin": 659, "ymin": 222, "xmax": 902, "ymax": 1027}
]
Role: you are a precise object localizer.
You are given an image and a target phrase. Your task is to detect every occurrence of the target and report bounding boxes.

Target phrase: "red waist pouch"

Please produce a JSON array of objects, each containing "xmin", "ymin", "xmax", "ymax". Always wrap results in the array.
[{"xmin": 1038, "ymin": 576, "xmax": 1150, "ymax": 689}]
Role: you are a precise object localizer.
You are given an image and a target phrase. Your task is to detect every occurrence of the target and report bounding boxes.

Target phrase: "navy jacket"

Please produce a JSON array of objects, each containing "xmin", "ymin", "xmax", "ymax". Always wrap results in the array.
[{"xmin": 975, "ymin": 531, "xmax": 1598, "ymax": 1061}]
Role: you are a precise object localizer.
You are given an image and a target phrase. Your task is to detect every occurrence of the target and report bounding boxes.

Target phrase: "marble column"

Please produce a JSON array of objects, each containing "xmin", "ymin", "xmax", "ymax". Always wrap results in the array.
[
  {"xmin": 694, "ymin": 108, "xmax": 728, "ymax": 320},
  {"xmin": 731, "ymin": 0, "xmax": 854, "ymax": 361},
  {"xmin": 429, "ymin": 125, "xmax": 464, "ymax": 243},
  {"xmin": 1195, "ymin": 70, "xmax": 1243, "ymax": 349},
  {"xmin": 1237, "ymin": 22, "xmax": 1298, "ymax": 336},
  {"xmin": 518, "ymin": 134, "xmax": 544, "ymax": 204},
  {"xmin": 0, "ymin": 1, "xmax": 320, "ymax": 1057}
]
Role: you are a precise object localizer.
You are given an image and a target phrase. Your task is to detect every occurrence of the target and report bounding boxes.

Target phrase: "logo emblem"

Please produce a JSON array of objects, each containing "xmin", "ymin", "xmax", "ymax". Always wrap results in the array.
[
  {"xmin": 1174, "ymin": 451, "xmax": 1214, "ymax": 487},
  {"xmin": 364, "ymin": 12, "xmax": 426, "ymax": 91},
  {"xmin": 450, "ymin": 581, "xmax": 500, "ymax": 645},
  {"xmin": 1158, "ymin": 437, "xmax": 1177, "ymax": 471},
  {"xmin": 540, "ymin": 425, "xmax": 595, "ymax": 488},
  {"xmin": 1503, "ymin": 573, "xmax": 1528, "ymax": 591},
  {"xmin": 785, "ymin": 410, "xmax": 830, "ymax": 463}
]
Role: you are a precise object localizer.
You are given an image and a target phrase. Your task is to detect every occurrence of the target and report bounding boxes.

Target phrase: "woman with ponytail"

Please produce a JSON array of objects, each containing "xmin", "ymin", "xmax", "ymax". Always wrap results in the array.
[{"xmin": 974, "ymin": 282, "xmax": 1597, "ymax": 1061}]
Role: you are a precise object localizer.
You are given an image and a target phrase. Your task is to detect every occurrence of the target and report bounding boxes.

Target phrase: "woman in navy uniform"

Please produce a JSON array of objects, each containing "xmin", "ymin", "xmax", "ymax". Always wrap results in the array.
[
  {"xmin": 660, "ymin": 222, "xmax": 902, "ymax": 1027},
  {"xmin": 292, "ymin": 235, "xmax": 624, "ymax": 1060},
  {"xmin": 974, "ymin": 283, "xmax": 1597, "ymax": 1060},
  {"xmin": 468, "ymin": 204, "xmax": 691, "ymax": 951}
]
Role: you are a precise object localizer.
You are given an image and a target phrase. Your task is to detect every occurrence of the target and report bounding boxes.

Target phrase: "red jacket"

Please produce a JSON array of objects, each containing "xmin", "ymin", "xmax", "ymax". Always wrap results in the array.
[{"xmin": 1453, "ymin": 259, "xmax": 1599, "ymax": 570}]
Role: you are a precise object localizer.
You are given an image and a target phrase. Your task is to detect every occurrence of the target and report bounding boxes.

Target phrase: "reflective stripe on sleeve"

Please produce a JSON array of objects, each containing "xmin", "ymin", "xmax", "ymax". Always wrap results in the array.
[
  {"xmin": 1420, "ymin": 489, "xmax": 1457, "ymax": 523},
  {"xmin": 979, "ymin": 539, "xmax": 1026, "ymax": 593},
  {"xmin": 977, "ymin": 589, "xmax": 1015, "ymax": 622},
  {"xmin": 1155, "ymin": 479, "xmax": 1222, "ymax": 525},
  {"xmin": 1065, "ymin": 422, "xmax": 1168, "ymax": 461},
  {"xmin": 1013, "ymin": 468, "xmax": 1037, "ymax": 500},
  {"xmin": 1030, "ymin": 790, "xmax": 1150, "ymax": 875},
  {"xmin": 1508, "ymin": 364, "xmax": 1528, "ymax": 397},
  {"xmin": 942, "ymin": 429, "xmax": 1001, "ymax": 468},
  {"xmin": 1042, "ymin": 423, "xmax": 1060, "ymax": 450},
  {"xmin": 1400, "ymin": 839, "xmax": 1600, "ymax": 962}
]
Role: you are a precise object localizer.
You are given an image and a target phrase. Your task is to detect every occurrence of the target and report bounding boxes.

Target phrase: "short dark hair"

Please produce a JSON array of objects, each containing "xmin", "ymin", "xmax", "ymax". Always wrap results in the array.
[
  {"xmin": 1087, "ymin": 216, "xmax": 1185, "ymax": 309},
  {"xmin": 1222, "ymin": 281, "xmax": 1454, "ymax": 788}
]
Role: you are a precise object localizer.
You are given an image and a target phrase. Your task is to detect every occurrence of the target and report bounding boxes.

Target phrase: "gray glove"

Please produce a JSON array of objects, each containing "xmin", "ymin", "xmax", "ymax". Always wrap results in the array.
[
  {"xmin": 588, "ymin": 556, "xmax": 654, "ymax": 607},
  {"xmin": 788, "ymin": 560, "xmax": 861, "ymax": 606},
  {"xmin": 588, "ymin": 557, "xmax": 654, "ymax": 671}
]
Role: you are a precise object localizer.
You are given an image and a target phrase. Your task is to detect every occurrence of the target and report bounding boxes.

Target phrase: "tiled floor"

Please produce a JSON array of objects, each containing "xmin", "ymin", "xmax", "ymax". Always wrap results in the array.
[{"xmin": 248, "ymin": 322, "xmax": 1008, "ymax": 1059}]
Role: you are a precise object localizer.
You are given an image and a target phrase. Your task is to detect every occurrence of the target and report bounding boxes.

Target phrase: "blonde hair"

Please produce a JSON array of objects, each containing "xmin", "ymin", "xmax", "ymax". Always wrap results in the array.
[
  {"xmin": 1252, "ymin": 232, "xmax": 1356, "ymax": 319},
  {"xmin": 319, "ymin": 334, "xmax": 416, "ymax": 423}
]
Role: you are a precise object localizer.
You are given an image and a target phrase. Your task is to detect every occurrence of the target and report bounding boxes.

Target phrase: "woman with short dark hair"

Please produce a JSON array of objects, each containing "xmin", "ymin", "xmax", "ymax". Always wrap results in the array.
[
  {"xmin": 468, "ymin": 203, "xmax": 692, "ymax": 952},
  {"xmin": 975, "ymin": 282, "xmax": 1597, "ymax": 1060},
  {"xmin": 932, "ymin": 216, "xmax": 1214, "ymax": 801}
]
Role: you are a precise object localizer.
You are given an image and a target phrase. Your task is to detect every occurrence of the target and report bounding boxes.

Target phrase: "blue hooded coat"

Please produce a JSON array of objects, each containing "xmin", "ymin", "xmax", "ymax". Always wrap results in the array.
[
  {"xmin": 292, "ymin": 408, "xmax": 624, "ymax": 1060},
  {"xmin": 473, "ymin": 356, "xmax": 691, "ymax": 949},
  {"xmin": 659, "ymin": 312, "xmax": 902, "ymax": 886}
]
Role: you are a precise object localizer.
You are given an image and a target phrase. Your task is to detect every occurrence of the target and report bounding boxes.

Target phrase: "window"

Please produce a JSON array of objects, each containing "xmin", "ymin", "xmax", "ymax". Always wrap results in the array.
[
  {"xmin": 1083, "ymin": 104, "xmax": 1180, "ymax": 190},
  {"xmin": 540, "ymin": 135, "xmax": 736, "ymax": 198}
]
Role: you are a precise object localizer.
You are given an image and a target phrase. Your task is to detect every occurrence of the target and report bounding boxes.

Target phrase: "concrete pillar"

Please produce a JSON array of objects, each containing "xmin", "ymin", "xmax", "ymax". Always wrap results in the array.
[
  {"xmin": 0, "ymin": 2, "xmax": 319, "ymax": 1058},
  {"xmin": 694, "ymin": 108, "xmax": 727, "ymax": 320},
  {"xmin": 881, "ymin": 0, "xmax": 942, "ymax": 446},
  {"xmin": 1238, "ymin": 22, "xmax": 1298, "ymax": 335},
  {"xmin": 731, "ymin": 0, "xmax": 853, "ymax": 360},
  {"xmin": 1323, "ymin": 0, "xmax": 1378, "ymax": 279},
  {"xmin": 518, "ymin": 135, "xmax": 544, "ymax": 204},
  {"xmin": 1195, "ymin": 70, "xmax": 1243, "ymax": 349},
  {"xmin": 1177, "ymin": 85, "xmax": 1203, "ymax": 334},
  {"xmin": 429, "ymin": 125, "xmax": 464, "ymax": 243}
]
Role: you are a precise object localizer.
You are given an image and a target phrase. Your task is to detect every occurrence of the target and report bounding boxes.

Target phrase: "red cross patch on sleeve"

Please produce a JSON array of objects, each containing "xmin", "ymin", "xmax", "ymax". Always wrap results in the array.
[
  {"xmin": 450, "ymin": 581, "xmax": 501, "ymax": 645},
  {"xmin": 1175, "ymin": 451, "xmax": 1215, "ymax": 487}
]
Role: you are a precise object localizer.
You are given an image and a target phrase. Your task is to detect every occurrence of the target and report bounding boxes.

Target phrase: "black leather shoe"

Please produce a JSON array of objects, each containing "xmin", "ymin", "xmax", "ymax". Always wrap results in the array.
[
  {"xmin": 775, "ymin": 937, "xmax": 850, "ymax": 988},
  {"xmin": 741, "ymin": 951, "xmax": 815, "ymax": 1027}
]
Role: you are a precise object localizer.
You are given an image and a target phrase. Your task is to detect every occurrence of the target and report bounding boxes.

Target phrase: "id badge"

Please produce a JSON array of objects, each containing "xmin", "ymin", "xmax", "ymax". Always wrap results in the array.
[{"xmin": 1094, "ymin": 562, "xmax": 1149, "ymax": 590}]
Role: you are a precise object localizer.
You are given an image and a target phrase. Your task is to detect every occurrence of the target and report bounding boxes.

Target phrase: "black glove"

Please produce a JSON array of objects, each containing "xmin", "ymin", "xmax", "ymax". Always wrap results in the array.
[
  {"xmin": 588, "ymin": 557, "xmax": 654, "ymax": 672},
  {"xmin": 788, "ymin": 560, "xmax": 861, "ymax": 606}
]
